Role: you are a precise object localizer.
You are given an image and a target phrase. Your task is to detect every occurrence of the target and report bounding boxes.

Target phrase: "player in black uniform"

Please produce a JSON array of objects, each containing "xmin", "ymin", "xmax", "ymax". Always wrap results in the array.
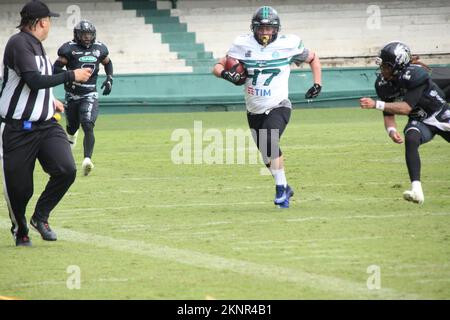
[
  {"xmin": 53, "ymin": 20, "xmax": 113, "ymax": 176},
  {"xmin": 360, "ymin": 41, "xmax": 450, "ymax": 204}
]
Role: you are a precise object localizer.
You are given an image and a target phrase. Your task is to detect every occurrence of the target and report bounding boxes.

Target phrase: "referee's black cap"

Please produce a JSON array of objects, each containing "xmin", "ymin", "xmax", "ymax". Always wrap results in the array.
[{"xmin": 20, "ymin": 0, "xmax": 60, "ymax": 20}]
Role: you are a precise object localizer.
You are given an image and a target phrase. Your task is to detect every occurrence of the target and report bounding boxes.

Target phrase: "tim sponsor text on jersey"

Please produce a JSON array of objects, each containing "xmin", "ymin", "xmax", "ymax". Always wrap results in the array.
[{"xmin": 247, "ymin": 86, "xmax": 272, "ymax": 96}]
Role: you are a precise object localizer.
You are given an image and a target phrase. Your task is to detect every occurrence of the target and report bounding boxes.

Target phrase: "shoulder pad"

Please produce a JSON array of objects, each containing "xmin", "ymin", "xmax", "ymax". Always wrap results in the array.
[
  {"xmin": 232, "ymin": 34, "xmax": 253, "ymax": 47},
  {"xmin": 399, "ymin": 65, "xmax": 430, "ymax": 89},
  {"xmin": 278, "ymin": 34, "xmax": 302, "ymax": 49},
  {"xmin": 227, "ymin": 34, "xmax": 253, "ymax": 60},
  {"xmin": 57, "ymin": 42, "xmax": 73, "ymax": 58},
  {"xmin": 95, "ymin": 42, "xmax": 109, "ymax": 56}
]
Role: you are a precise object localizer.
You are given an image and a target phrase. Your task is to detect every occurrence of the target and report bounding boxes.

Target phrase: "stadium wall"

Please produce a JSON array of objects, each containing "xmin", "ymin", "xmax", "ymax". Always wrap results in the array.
[{"xmin": 50, "ymin": 67, "xmax": 381, "ymax": 113}]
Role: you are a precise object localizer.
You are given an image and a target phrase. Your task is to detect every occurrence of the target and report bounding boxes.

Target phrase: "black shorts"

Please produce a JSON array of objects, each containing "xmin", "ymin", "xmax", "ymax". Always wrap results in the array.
[
  {"xmin": 247, "ymin": 106, "xmax": 291, "ymax": 161},
  {"xmin": 65, "ymin": 94, "xmax": 99, "ymax": 134}
]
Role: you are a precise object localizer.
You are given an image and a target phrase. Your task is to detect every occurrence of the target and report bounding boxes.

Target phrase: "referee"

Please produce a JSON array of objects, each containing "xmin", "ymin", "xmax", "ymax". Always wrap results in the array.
[{"xmin": 0, "ymin": 0, "xmax": 91, "ymax": 246}]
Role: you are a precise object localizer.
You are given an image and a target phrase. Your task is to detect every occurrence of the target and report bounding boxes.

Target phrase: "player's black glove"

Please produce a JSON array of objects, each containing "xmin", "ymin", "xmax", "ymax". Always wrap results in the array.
[
  {"xmin": 101, "ymin": 75, "xmax": 113, "ymax": 95},
  {"xmin": 305, "ymin": 83, "xmax": 322, "ymax": 99},
  {"xmin": 221, "ymin": 69, "xmax": 244, "ymax": 86}
]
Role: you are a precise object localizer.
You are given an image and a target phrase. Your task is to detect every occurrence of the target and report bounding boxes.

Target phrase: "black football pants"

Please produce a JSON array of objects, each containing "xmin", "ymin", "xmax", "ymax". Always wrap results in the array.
[
  {"xmin": 65, "ymin": 95, "xmax": 98, "ymax": 159},
  {"xmin": 0, "ymin": 119, "xmax": 76, "ymax": 237}
]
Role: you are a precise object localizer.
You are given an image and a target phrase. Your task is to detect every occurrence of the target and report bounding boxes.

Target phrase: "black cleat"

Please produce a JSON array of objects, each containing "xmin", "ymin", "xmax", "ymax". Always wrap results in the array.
[
  {"xmin": 16, "ymin": 235, "xmax": 32, "ymax": 247},
  {"xmin": 30, "ymin": 217, "xmax": 57, "ymax": 241}
]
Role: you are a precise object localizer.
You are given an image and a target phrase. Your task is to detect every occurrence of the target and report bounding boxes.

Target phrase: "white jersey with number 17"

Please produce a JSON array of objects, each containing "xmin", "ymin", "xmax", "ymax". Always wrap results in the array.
[{"xmin": 227, "ymin": 34, "xmax": 306, "ymax": 114}]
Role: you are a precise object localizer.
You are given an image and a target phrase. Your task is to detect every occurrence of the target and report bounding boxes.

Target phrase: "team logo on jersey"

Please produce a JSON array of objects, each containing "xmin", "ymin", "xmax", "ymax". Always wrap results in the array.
[
  {"xmin": 245, "ymin": 50, "xmax": 252, "ymax": 58},
  {"xmin": 79, "ymin": 56, "xmax": 97, "ymax": 62},
  {"xmin": 272, "ymin": 51, "xmax": 280, "ymax": 58},
  {"xmin": 92, "ymin": 50, "xmax": 101, "ymax": 58},
  {"xmin": 430, "ymin": 90, "xmax": 446, "ymax": 104},
  {"xmin": 402, "ymin": 70, "xmax": 411, "ymax": 80}
]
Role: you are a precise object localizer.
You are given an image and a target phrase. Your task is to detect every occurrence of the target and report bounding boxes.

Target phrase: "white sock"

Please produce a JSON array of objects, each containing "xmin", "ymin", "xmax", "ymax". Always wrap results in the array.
[
  {"xmin": 272, "ymin": 169, "xmax": 287, "ymax": 187},
  {"xmin": 412, "ymin": 181, "xmax": 422, "ymax": 192}
]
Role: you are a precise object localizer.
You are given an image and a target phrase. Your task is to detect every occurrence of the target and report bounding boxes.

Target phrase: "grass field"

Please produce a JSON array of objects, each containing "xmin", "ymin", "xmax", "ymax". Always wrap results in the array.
[{"xmin": 0, "ymin": 107, "xmax": 449, "ymax": 300}]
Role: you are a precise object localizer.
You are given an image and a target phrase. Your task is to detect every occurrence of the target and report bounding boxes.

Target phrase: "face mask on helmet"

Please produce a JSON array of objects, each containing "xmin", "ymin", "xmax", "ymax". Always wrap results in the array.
[
  {"xmin": 251, "ymin": 6, "xmax": 280, "ymax": 46},
  {"xmin": 74, "ymin": 20, "xmax": 96, "ymax": 48},
  {"xmin": 254, "ymin": 24, "xmax": 279, "ymax": 46},
  {"xmin": 78, "ymin": 32, "xmax": 94, "ymax": 47}
]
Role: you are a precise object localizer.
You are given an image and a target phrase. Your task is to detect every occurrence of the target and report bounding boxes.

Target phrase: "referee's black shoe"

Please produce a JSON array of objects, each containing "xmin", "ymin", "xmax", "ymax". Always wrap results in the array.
[
  {"xmin": 15, "ymin": 235, "xmax": 32, "ymax": 247},
  {"xmin": 30, "ymin": 217, "xmax": 57, "ymax": 241}
]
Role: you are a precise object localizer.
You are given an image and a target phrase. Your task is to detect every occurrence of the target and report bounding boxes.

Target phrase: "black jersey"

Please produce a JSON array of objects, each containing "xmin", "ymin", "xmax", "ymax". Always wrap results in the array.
[
  {"xmin": 375, "ymin": 64, "xmax": 447, "ymax": 121},
  {"xmin": 57, "ymin": 40, "xmax": 109, "ymax": 96},
  {"xmin": 431, "ymin": 66, "xmax": 450, "ymax": 102},
  {"xmin": 0, "ymin": 31, "xmax": 57, "ymax": 121}
]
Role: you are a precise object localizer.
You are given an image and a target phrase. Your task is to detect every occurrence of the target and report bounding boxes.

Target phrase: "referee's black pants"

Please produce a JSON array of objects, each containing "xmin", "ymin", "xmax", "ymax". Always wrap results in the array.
[{"xmin": 0, "ymin": 119, "xmax": 76, "ymax": 237}]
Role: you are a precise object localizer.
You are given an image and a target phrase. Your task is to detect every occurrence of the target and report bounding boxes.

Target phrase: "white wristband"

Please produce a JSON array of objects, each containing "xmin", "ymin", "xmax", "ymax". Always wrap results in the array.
[
  {"xmin": 375, "ymin": 100, "xmax": 385, "ymax": 111},
  {"xmin": 386, "ymin": 127, "xmax": 397, "ymax": 135}
]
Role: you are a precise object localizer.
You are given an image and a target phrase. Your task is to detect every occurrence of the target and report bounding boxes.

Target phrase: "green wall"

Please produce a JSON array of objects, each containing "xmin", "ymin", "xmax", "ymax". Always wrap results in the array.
[{"xmin": 52, "ymin": 67, "xmax": 379, "ymax": 113}]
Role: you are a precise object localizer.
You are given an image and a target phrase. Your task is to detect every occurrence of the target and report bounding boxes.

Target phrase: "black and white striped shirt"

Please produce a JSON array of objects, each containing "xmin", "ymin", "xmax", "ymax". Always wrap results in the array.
[{"xmin": 0, "ymin": 31, "xmax": 56, "ymax": 122}]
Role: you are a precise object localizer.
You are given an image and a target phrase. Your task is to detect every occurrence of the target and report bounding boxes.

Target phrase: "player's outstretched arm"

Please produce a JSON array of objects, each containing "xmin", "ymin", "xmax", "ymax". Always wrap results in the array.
[
  {"xmin": 360, "ymin": 97, "xmax": 412, "ymax": 115},
  {"xmin": 304, "ymin": 50, "xmax": 322, "ymax": 99}
]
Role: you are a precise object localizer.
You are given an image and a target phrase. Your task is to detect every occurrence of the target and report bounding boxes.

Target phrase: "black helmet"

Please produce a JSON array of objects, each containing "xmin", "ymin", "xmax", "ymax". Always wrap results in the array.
[
  {"xmin": 376, "ymin": 41, "xmax": 411, "ymax": 75},
  {"xmin": 73, "ymin": 20, "xmax": 96, "ymax": 48},
  {"xmin": 251, "ymin": 6, "xmax": 280, "ymax": 46}
]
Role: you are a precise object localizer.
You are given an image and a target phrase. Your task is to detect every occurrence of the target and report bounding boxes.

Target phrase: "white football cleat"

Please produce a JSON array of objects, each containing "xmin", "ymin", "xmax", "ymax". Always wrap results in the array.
[
  {"xmin": 403, "ymin": 189, "xmax": 424, "ymax": 205},
  {"xmin": 67, "ymin": 130, "xmax": 79, "ymax": 150},
  {"xmin": 82, "ymin": 157, "xmax": 94, "ymax": 176}
]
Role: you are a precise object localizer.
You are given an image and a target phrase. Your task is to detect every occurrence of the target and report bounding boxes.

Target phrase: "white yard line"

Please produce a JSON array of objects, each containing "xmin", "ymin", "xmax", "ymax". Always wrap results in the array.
[
  {"xmin": 6, "ymin": 278, "xmax": 130, "ymax": 289},
  {"xmin": 0, "ymin": 219, "xmax": 423, "ymax": 299},
  {"xmin": 285, "ymin": 211, "xmax": 450, "ymax": 223},
  {"xmin": 20, "ymin": 196, "xmax": 449, "ymax": 217}
]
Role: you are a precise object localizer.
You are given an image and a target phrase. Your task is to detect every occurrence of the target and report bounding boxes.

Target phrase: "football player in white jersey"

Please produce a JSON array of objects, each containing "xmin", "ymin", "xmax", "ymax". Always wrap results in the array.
[{"xmin": 213, "ymin": 6, "xmax": 322, "ymax": 208}]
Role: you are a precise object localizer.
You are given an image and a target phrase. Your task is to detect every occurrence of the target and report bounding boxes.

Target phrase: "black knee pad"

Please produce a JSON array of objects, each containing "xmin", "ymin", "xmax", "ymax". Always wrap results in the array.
[{"xmin": 405, "ymin": 129, "xmax": 421, "ymax": 146}]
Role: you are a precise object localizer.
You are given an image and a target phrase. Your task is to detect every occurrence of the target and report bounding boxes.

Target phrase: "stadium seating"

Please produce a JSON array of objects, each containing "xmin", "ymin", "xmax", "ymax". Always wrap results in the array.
[
  {"xmin": 172, "ymin": 0, "xmax": 450, "ymax": 68},
  {"xmin": 0, "ymin": 0, "xmax": 192, "ymax": 73}
]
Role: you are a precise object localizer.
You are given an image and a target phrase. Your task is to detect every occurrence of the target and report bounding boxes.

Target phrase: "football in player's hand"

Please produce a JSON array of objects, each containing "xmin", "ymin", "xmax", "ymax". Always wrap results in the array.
[
  {"xmin": 224, "ymin": 57, "xmax": 247, "ymax": 85},
  {"xmin": 225, "ymin": 57, "xmax": 245, "ymax": 74}
]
